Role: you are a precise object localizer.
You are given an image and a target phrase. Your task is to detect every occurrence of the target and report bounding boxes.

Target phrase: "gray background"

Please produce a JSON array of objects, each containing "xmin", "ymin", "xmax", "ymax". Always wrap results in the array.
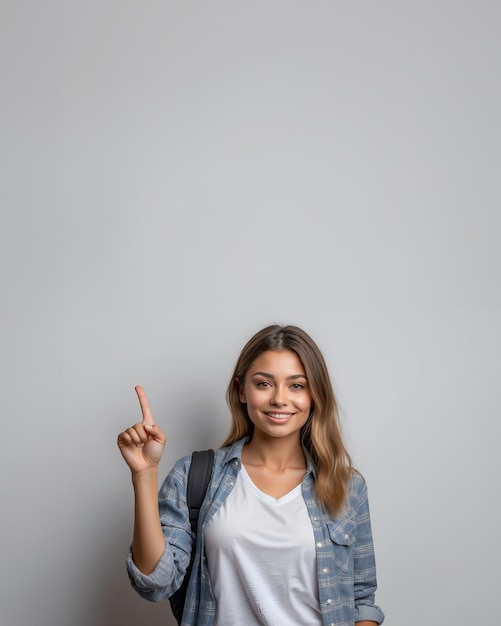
[{"xmin": 1, "ymin": 1, "xmax": 499, "ymax": 625}]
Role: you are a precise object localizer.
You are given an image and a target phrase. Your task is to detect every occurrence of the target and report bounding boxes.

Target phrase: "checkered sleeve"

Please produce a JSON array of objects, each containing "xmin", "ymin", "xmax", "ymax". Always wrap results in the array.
[
  {"xmin": 126, "ymin": 455, "xmax": 194, "ymax": 603},
  {"xmin": 352, "ymin": 474, "xmax": 385, "ymax": 624}
]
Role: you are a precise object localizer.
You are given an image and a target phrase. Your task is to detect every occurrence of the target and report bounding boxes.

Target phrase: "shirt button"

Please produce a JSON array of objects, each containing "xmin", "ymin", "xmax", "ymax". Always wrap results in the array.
[
  {"xmin": 312, "ymin": 517, "xmax": 318, "ymax": 521},
  {"xmin": 233, "ymin": 460, "xmax": 238, "ymax": 466},
  {"xmin": 322, "ymin": 568, "xmax": 329, "ymax": 574},
  {"xmin": 316, "ymin": 542, "xmax": 322, "ymax": 548},
  {"xmin": 344, "ymin": 534, "xmax": 349, "ymax": 541},
  {"xmin": 229, "ymin": 481, "xmax": 234, "ymax": 487},
  {"xmin": 326, "ymin": 599, "xmax": 332, "ymax": 605}
]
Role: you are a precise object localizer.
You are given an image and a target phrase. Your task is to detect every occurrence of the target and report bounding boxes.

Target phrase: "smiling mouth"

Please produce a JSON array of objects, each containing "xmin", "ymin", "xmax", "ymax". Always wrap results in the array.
[{"xmin": 265, "ymin": 412, "xmax": 295, "ymax": 420}]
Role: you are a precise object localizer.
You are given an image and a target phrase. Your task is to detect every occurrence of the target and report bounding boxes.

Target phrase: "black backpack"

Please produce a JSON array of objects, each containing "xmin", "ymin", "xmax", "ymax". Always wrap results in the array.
[{"xmin": 169, "ymin": 449, "xmax": 215, "ymax": 625}]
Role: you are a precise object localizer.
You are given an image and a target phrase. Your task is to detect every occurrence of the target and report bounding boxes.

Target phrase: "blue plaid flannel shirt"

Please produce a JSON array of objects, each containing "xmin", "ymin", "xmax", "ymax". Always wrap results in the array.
[{"xmin": 127, "ymin": 437, "xmax": 384, "ymax": 626}]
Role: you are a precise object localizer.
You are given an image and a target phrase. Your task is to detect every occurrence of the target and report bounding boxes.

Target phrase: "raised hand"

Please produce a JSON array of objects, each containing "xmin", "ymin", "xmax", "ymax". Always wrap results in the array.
[{"xmin": 117, "ymin": 386, "xmax": 166, "ymax": 474}]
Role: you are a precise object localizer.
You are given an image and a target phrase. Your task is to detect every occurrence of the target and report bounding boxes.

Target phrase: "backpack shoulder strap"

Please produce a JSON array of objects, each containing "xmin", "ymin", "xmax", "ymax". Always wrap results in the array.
[
  {"xmin": 186, "ymin": 449, "xmax": 215, "ymax": 534},
  {"xmin": 169, "ymin": 449, "xmax": 215, "ymax": 625}
]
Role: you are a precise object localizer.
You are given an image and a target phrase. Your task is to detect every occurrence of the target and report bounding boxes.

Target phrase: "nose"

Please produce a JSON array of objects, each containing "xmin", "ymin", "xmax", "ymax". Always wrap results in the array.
[{"xmin": 271, "ymin": 386, "xmax": 287, "ymax": 406}]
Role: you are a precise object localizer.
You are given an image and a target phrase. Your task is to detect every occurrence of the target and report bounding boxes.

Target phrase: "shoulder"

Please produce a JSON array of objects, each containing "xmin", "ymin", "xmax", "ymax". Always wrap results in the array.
[
  {"xmin": 171, "ymin": 453, "xmax": 193, "ymax": 477},
  {"xmin": 342, "ymin": 471, "xmax": 370, "ymax": 515},
  {"xmin": 158, "ymin": 454, "xmax": 192, "ymax": 499},
  {"xmin": 348, "ymin": 470, "xmax": 367, "ymax": 494},
  {"xmin": 161, "ymin": 438, "xmax": 247, "ymax": 490}
]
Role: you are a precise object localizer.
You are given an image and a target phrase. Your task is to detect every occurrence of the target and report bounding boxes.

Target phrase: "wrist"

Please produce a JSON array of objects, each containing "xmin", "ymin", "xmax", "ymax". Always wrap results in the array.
[{"xmin": 131, "ymin": 466, "xmax": 159, "ymax": 486}]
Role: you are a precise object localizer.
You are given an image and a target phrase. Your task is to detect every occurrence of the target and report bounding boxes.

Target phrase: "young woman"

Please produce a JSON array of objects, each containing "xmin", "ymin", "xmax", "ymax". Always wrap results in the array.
[{"xmin": 117, "ymin": 325, "xmax": 384, "ymax": 626}]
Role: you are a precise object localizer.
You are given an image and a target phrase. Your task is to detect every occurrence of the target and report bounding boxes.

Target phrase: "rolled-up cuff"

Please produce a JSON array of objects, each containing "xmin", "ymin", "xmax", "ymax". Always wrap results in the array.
[
  {"xmin": 126, "ymin": 545, "xmax": 179, "ymax": 601},
  {"xmin": 354, "ymin": 601, "xmax": 385, "ymax": 624}
]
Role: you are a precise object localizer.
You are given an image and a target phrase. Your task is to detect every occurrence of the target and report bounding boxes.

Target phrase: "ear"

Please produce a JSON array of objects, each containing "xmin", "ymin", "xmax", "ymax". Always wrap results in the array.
[{"xmin": 237, "ymin": 377, "xmax": 247, "ymax": 403}]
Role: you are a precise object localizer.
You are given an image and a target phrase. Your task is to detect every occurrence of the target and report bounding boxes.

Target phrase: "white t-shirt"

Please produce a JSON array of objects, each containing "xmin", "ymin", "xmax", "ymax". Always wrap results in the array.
[{"xmin": 204, "ymin": 465, "xmax": 322, "ymax": 626}]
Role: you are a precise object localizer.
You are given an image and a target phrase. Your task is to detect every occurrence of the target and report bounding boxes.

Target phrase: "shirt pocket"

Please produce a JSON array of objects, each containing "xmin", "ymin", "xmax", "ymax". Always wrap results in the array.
[{"xmin": 326, "ymin": 518, "xmax": 356, "ymax": 573}]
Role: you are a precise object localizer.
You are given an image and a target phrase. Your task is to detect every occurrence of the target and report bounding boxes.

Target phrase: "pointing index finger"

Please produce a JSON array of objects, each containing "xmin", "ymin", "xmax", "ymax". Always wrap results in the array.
[{"xmin": 135, "ymin": 385, "xmax": 155, "ymax": 425}]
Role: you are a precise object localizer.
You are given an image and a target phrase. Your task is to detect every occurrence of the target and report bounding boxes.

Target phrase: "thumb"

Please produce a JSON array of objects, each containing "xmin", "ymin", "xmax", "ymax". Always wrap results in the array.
[{"xmin": 144, "ymin": 423, "xmax": 166, "ymax": 445}]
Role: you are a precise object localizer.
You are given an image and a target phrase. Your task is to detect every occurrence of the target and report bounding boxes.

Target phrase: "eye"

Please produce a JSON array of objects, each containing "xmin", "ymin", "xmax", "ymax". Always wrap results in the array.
[
  {"xmin": 256, "ymin": 381, "xmax": 271, "ymax": 388},
  {"xmin": 291, "ymin": 383, "xmax": 305, "ymax": 390}
]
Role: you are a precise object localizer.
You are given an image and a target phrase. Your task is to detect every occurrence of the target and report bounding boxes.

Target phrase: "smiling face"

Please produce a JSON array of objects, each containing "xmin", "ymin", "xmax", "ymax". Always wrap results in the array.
[{"xmin": 238, "ymin": 350, "xmax": 313, "ymax": 442}]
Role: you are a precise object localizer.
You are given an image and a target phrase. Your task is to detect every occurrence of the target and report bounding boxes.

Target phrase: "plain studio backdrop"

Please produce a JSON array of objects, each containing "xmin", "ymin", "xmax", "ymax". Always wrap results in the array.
[{"xmin": 1, "ymin": 1, "xmax": 499, "ymax": 625}]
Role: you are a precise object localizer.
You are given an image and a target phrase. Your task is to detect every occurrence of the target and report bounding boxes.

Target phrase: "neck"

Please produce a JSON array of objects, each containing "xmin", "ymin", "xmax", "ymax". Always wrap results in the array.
[{"xmin": 244, "ymin": 432, "xmax": 306, "ymax": 471}]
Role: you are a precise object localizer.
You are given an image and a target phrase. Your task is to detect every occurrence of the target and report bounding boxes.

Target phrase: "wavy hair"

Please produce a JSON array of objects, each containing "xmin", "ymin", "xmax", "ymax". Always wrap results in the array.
[{"xmin": 222, "ymin": 324, "xmax": 353, "ymax": 516}]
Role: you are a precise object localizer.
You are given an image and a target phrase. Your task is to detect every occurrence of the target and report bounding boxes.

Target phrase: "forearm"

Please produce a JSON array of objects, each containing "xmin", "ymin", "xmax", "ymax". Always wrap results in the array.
[
  {"xmin": 131, "ymin": 468, "xmax": 166, "ymax": 575},
  {"xmin": 355, "ymin": 621, "xmax": 378, "ymax": 625}
]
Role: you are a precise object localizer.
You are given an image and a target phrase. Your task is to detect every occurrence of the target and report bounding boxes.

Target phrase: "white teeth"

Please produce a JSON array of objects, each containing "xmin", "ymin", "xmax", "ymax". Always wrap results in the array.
[{"xmin": 267, "ymin": 413, "xmax": 292, "ymax": 419}]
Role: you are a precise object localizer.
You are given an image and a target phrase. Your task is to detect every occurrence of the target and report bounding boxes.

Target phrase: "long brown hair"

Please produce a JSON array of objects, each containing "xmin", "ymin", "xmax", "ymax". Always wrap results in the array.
[{"xmin": 222, "ymin": 324, "xmax": 353, "ymax": 516}]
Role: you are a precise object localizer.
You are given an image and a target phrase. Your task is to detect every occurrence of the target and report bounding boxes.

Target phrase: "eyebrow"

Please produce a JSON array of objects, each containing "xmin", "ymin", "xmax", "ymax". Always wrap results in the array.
[{"xmin": 251, "ymin": 371, "xmax": 307, "ymax": 381}]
